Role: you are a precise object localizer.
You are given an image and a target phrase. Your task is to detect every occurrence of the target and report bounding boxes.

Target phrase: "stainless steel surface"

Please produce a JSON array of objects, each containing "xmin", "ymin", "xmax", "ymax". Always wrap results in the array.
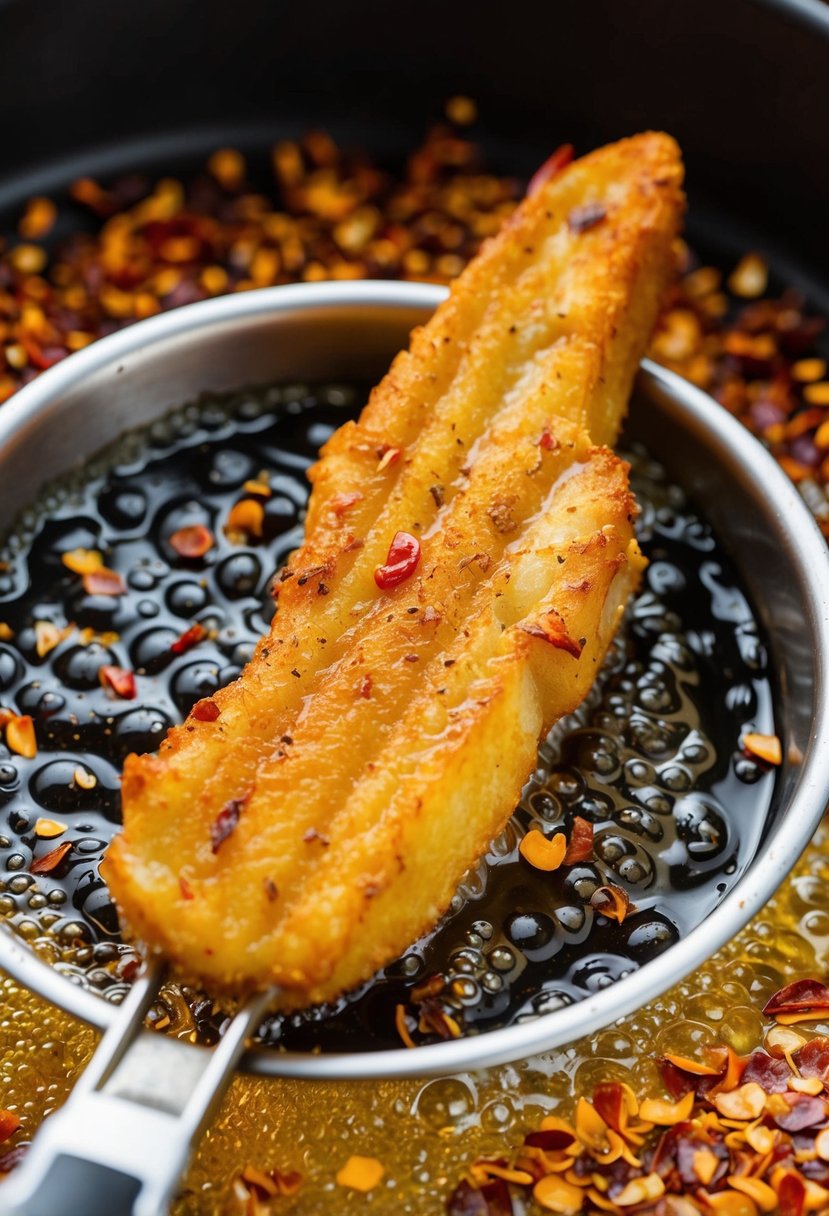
[
  {"xmin": 0, "ymin": 281, "xmax": 826, "ymax": 1084},
  {"xmin": 0, "ymin": 959, "xmax": 274, "ymax": 1216}
]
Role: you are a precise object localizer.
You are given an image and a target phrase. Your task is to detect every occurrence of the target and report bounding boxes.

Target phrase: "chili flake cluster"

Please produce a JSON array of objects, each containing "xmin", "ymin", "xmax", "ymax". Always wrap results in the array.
[
  {"xmin": 650, "ymin": 251, "xmax": 829, "ymax": 534},
  {"xmin": 0, "ymin": 107, "xmax": 519, "ymax": 404},
  {"xmin": 448, "ymin": 980, "xmax": 829, "ymax": 1216}
]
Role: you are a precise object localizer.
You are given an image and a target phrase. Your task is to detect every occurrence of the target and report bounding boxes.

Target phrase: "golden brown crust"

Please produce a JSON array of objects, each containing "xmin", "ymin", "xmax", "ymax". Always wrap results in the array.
[{"xmin": 103, "ymin": 133, "xmax": 684, "ymax": 998}]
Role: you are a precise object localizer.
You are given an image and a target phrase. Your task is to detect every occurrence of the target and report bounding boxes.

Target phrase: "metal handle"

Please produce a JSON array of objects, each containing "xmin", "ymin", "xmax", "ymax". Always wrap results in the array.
[{"xmin": 0, "ymin": 963, "xmax": 272, "ymax": 1216}]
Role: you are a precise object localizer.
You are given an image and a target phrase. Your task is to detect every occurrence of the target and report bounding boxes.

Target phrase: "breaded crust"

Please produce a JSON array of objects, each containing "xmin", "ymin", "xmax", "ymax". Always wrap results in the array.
[{"xmin": 103, "ymin": 132, "xmax": 684, "ymax": 999}]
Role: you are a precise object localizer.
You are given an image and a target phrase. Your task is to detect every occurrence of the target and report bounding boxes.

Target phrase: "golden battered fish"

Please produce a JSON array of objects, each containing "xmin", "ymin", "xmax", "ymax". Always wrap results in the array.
[{"xmin": 103, "ymin": 132, "xmax": 684, "ymax": 1002}]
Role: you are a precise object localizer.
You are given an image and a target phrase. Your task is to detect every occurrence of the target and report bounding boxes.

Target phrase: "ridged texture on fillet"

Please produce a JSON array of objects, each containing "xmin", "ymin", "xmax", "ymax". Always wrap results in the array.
[{"xmin": 103, "ymin": 132, "xmax": 684, "ymax": 998}]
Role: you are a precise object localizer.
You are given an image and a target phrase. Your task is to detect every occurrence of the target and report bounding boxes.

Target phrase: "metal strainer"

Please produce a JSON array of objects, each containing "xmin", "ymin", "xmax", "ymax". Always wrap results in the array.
[{"xmin": 0, "ymin": 282, "xmax": 827, "ymax": 1215}]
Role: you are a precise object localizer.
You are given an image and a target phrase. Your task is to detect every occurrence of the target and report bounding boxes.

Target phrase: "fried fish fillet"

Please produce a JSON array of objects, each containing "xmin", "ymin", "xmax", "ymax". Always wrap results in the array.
[{"xmin": 103, "ymin": 132, "xmax": 684, "ymax": 1001}]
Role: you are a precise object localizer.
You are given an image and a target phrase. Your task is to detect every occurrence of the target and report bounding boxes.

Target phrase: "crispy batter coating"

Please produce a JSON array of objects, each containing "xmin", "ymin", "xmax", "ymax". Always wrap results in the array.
[{"xmin": 103, "ymin": 133, "xmax": 684, "ymax": 999}]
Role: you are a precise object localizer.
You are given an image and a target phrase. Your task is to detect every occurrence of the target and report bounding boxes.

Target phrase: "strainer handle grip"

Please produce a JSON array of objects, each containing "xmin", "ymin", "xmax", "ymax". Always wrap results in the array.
[{"xmin": 0, "ymin": 963, "xmax": 271, "ymax": 1216}]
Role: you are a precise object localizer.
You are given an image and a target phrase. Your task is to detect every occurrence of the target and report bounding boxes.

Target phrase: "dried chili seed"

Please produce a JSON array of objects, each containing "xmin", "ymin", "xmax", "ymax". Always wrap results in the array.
[
  {"xmin": 533, "ymin": 1173, "xmax": 584, "ymax": 1213},
  {"xmin": 374, "ymin": 531, "xmax": 421, "ymax": 590},
  {"xmin": 34, "ymin": 620, "xmax": 69, "ymax": 658},
  {"xmin": 225, "ymin": 498, "xmax": 264, "ymax": 541},
  {"xmin": 33, "ymin": 817, "xmax": 67, "ymax": 839},
  {"xmin": 61, "ymin": 548, "xmax": 103, "ymax": 576},
  {"xmin": 5, "ymin": 715, "xmax": 36, "ymax": 759},
  {"xmin": 713, "ymin": 1081, "xmax": 766, "ymax": 1120},
  {"xmin": 519, "ymin": 829, "xmax": 567, "ymax": 872},
  {"xmin": 335, "ymin": 1155, "xmax": 385, "ymax": 1193},
  {"xmin": 99, "ymin": 665, "xmax": 137, "ymax": 700},
  {"xmin": 638, "ymin": 1091, "xmax": 695, "ymax": 1125},
  {"xmin": 169, "ymin": 524, "xmax": 214, "ymax": 559},
  {"xmin": 743, "ymin": 731, "xmax": 782, "ymax": 765},
  {"xmin": 30, "ymin": 840, "xmax": 73, "ymax": 875}
]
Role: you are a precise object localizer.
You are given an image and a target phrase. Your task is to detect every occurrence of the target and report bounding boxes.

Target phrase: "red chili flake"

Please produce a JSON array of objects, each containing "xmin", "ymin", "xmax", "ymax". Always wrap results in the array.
[
  {"xmin": 764, "ymin": 979, "xmax": 829, "ymax": 1018},
  {"xmin": 793, "ymin": 1036, "xmax": 829, "ymax": 1083},
  {"xmin": 171, "ymin": 622, "xmax": 208, "ymax": 655},
  {"xmin": 99, "ymin": 665, "xmax": 136, "ymax": 700},
  {"xmin": 0, "ymin": 1111, "xmax": 20, "ymax": 1144},
  {"xmin": 30, "ymin": 840, "xmax": 73, "ymax": 875},
  {"xmin": 179, "ymin": 875, "xmax": 194, "ymax": 900},
  {"xmin": 741, "ymin": 1049, "xmax": 793, "ymax": 1093},
  {"xmin": 359, "ymin": 673, "xmax": 373, "ymax": 699},
  {"xmin": 538, "ymin": 426, "xmax": 558, "ymax": 452},
  {"xmin": 659, "ymin": 1059, "xmax": 700, "ymax": 1100},
  {"xmin": 82, "ymin": 567, "xmax": 126, "ymax": 597},
  {"xmin": 191, "ymin": 698, "xmax": 220, "ymax": 722},
  {"xmin": 564, "ymin": 815, "xmax": 594, "ymax": 863},
  {"xmin": 523, "ymin": 1128, "xmax": 576, "ymax": 1152},
  {"xmin": 169, "ymin": 524, "xmax": 214, "ymax": 559},
  {"xmin": 446, "ymin": 1177, "xmax": 513, "ymax": 1216},
  {"xmin": 568, "ymin": 202, "xmax": 607, "ymax": 234},
  {"xmin": 772, "ymin": 1092, "xmax": 828, "ymax": 1132},
  {"xmin": 374, "ymin": 531, "xmax": 421, "ymax": 590},
  {"xmin": 330, "ymin": 491, "xmax": 362, "ymax": 516},
  {"xmin": 211, "ymin": 795, "xmax": 247, "ymax": 854},
  {"xmin": 592, "ymin": 1082, "xmax": 626, "ymax": 1132},
  {"xmin": 777, "ymin": 1170, "xmax": 807, "ymax": 1216},
  {"xmin": 526, "ymin": 143, "xmax": 574, "ymax": 197},
  {"xmin": 520, "ymin": 609, "xmax": 583, "ymax": 658}
]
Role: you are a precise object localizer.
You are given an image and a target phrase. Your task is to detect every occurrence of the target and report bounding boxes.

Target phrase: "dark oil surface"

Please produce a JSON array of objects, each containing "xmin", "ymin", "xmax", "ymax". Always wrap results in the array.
[{"xmin": 0, "ymin": 384, "xmax": 776, "ymax": 1051}]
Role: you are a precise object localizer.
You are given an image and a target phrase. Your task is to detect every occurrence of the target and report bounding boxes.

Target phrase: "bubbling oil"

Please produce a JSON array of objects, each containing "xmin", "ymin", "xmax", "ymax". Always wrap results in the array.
[
  {"xmin": 0, "ymin": 380, "xmax": 793, "ymax": 1213},
  {"xmin": 0, "ymin": 382, "xmax": 776, "ymax": 1056}
]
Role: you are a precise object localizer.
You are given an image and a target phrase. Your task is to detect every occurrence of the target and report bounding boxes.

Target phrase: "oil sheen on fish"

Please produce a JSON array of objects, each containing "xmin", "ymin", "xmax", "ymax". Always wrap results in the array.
[{"xmin": 103, "ymin": 133, "xmax": 685, "ymax": 1001}]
